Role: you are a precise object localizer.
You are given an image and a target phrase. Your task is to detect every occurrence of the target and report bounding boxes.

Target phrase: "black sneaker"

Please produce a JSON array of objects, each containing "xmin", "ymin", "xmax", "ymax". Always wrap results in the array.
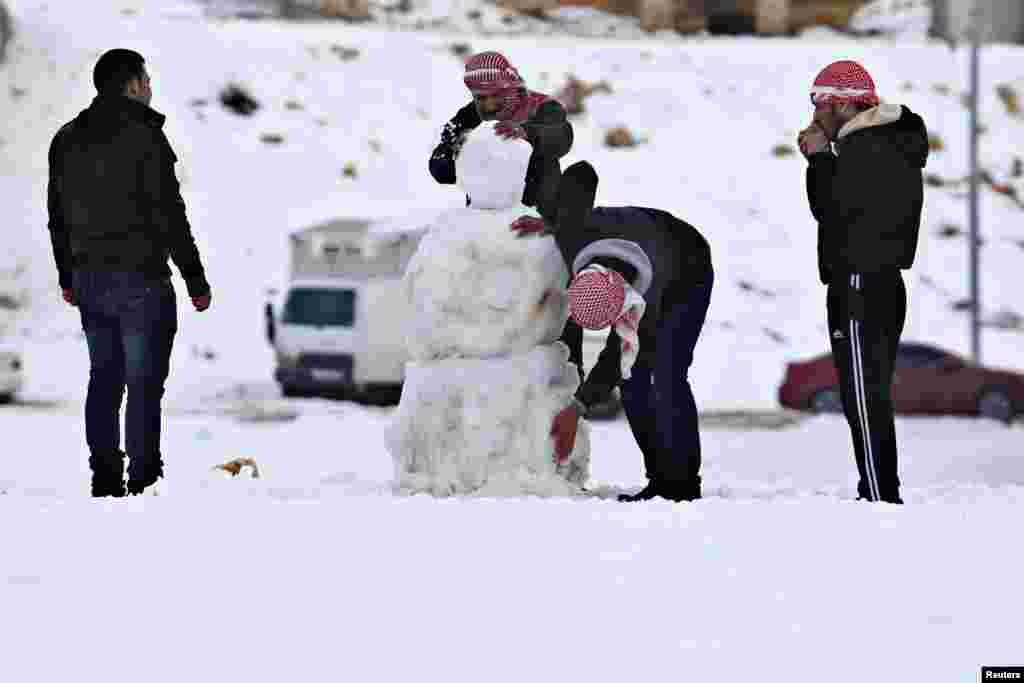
[
  {"xmin": 89, "ymin": 450, "xmax": 126, "ymax": 498},
  {"xmin": 618, "ymin": 480, "xmax": 700, "ymax": 503},
  {"xmin": 856, "ymin": 496, "xmax": 904, "ymax": 504}
]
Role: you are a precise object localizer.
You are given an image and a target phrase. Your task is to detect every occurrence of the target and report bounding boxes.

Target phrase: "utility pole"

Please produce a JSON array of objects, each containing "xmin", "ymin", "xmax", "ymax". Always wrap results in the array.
[{"xmin": 967, "ymin": 2, "xmax": 981, "ymax": 365}]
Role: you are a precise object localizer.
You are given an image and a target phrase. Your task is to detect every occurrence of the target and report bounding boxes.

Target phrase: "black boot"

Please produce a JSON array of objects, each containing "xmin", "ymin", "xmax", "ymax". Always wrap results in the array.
[
  {"xmin": 89, "ymin": 450, "xmax": 126, "ymax": 498},
  {"xmin": 127, "ymin": 457, "xmax": 164, "ymax": 496},
  {"xmin": 618, "ymin": 479, "xmax": 700, "ymax": 503}
]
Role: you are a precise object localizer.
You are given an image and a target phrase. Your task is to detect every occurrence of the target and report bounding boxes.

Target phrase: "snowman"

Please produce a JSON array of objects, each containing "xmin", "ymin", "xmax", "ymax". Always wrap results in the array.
[{"xmin": 387, "ymin": 122, "xmax": 590, "ymax": 497}]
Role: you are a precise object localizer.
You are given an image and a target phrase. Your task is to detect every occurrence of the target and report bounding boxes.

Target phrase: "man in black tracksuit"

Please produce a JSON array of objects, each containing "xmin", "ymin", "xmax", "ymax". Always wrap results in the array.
[
  {"xmin": 513, "ymin": 161, "xmax": 714, "ymax": 503},
  {"xmin": 800, "ymin": 60, "xmax": 929, "ymax": 504},
  {"xmin": 48, "ymin": 49, "xmax": 212, "ymax": 496}
]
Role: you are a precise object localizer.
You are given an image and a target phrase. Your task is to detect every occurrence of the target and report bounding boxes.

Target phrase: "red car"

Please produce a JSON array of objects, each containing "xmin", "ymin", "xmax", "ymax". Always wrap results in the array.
[{"xmin": 778, "ymin": 342, "xmax": 1024, "ymax": 424}]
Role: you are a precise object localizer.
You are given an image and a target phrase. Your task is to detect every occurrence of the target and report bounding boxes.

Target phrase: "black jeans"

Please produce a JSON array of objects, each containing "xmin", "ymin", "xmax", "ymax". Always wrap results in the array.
[
  {"xmin": 620, "ymin": 275, "xmax": 713, "ymax": 487},
  {"xmin": 827, "ymin": 270, "xmax": 906, "ymax": 502},
  {"xmin": 73, "ymin": 271, "xmax": 177, "ymax": 485}
]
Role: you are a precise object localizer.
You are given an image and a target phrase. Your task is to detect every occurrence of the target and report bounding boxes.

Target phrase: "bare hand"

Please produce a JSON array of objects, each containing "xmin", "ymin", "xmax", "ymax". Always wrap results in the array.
[
  {"xmin": 192, "ymin": 292, "xmax": 212, "ymax": 312},
  {"xmin": 495, "ymin": 122, "xmax": 527, "ymax": 141},
  {"xmin": 798, "ymin": 122, "xmax": 830, "ymax": 158}
]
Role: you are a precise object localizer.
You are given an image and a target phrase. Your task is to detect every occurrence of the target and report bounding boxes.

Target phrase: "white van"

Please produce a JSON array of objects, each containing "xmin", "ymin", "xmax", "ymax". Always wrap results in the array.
[{"xmin": 265, "ymin": 215, "xmax": 427, "ymax": 402}]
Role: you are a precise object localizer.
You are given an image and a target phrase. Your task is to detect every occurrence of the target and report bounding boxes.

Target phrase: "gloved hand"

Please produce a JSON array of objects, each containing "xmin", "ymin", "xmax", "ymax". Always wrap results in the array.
[
  {"xmin": 509, "ymin": 215, "xmax": 547, "ymax": 238},
  {"xmin": 61, "ymin": 288, "xmax": 75, "ymax": 306},
  {"xmin": 551, "ymin": 402, "xmax": 580, "ymax": 464},
  {"xmin": 495, "ymin": 122, "xmax": 528, "ymax": 141},
  {"xmin": 798, "ymin": 122, "xmax": 830, "ymax": 158},
  {"xmin": 451, "ymin": 130, "xmax": 470, "ymax": 158}
]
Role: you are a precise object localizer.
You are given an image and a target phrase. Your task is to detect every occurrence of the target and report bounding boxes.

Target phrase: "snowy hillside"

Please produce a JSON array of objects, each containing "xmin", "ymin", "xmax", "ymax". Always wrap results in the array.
[{"xmin": 1, "ymin": 0, "xmax": 1022, "ymax": 411}]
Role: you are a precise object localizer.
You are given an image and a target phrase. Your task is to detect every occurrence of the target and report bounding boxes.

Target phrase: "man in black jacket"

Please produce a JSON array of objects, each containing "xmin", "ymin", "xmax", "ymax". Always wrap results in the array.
[
  {"xmin": 47, "ymin": 49, "xmax": 212, "ymax": 497},
  {"xmin": 512, "ymin": 162, "xmax": 714, "ymax": 503},
  {"xmin": 799, "ymin": 60, "xmax": 929, "ymax": 504}
]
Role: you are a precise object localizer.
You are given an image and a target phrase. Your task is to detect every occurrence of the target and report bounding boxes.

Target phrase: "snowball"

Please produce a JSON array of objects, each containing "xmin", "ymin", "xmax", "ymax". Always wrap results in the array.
[
  {"xmin": 388, "ymin": 343, "xmax": 590, "ymax": 497},
  {"xmin": 456, "ymin": 122, "xmax": 532, "ymax": 210},
  {"xmin": 403, "ymin": 206, "xmax": 569, "ymax": 361}
]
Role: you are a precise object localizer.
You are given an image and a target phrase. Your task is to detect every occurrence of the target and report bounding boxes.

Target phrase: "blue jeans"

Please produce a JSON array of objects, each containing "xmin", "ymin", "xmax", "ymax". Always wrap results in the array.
[
  {"xmin": 73, "ymin": 271, "xmax": 177, "ymax": 484},
  {"xmin": 620, "ymin": 275, "xmax": 713, "ymax": 486}
]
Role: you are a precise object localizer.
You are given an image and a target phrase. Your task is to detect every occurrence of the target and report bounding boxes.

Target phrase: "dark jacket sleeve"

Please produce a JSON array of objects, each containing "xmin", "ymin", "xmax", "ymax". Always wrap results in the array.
[
  {"xmin": 806, "ymin": 150, "xmax": 838, "ymax": 285},
  {"xmin": 524, "ymin": 100, "xmax": 573, "ymax": 159},
  {"xmin": 558, "ymin": 311, "xmax": 620, "ymax": 410},
  {"xmin": 429, "ymin": 102, "xmax": 481, "ymax": 185},
  {"xmin": 143, "ymin": 132, "xmax": 210, "ymax": 298},
  {"xmin": 576, "ymin": 328, "xmax": 622, "ymax": 409},
  {"xmin": 46, "ymin": 129, "xmax": 72, "ymax": 291}
]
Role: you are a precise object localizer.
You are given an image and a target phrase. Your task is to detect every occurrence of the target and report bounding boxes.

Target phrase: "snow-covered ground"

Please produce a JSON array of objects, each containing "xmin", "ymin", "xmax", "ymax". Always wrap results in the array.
[
  {"xmin": 2, "ymin": 402, "xmax": 1022, "ymax": 680},
  {"xmin": 1, "ymin": 1, "xmax": 1023, "ymax": 680}
]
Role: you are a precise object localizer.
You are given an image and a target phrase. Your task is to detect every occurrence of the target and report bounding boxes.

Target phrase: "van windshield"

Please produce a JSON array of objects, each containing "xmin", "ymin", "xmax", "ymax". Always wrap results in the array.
[{"xmin": 282, "ymin": 288, "xmax": 355, "ymax": 327}]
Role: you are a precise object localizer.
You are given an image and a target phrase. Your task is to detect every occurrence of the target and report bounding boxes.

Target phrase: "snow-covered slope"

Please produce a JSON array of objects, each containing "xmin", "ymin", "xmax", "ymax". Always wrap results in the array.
[{"xmin": 0, "ymin": 0, "xmax": 1021, "ymax": 411}]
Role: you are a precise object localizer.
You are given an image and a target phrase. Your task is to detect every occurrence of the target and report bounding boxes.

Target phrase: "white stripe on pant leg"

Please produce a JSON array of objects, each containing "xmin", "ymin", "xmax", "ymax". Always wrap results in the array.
[
  {"xmin": 849, "ymin": 274, "xmax": 881, "ymax": 501},
  {"xmin": 851, "ymin": 276, "xmax": 881, "ymax": 501},
  {"xmin": 855, "ymin": 275, "xmax": 881, "ymax": 501},
  {"xmin": 852, "ymin": 318, "xmax": 881, "ymax": 501}
]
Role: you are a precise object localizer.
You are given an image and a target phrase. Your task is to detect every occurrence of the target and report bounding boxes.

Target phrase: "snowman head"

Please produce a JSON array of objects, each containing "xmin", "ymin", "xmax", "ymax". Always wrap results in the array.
[{"xmin": 456, "ymin": 122, "xmax": 531, "ymax": 210}]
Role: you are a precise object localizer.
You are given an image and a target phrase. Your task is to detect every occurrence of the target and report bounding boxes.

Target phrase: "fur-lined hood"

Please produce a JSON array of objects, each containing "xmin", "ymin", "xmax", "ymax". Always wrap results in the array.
[{"xmin": 838, "ymin": 103, "xmax": 929, "ymax": 169}]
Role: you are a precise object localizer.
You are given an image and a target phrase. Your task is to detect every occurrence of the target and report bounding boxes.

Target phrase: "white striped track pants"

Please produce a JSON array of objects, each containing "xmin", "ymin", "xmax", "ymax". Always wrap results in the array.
[{"xmin": 826, "ymin": 270, "xmax": 907, "ymax": 503}]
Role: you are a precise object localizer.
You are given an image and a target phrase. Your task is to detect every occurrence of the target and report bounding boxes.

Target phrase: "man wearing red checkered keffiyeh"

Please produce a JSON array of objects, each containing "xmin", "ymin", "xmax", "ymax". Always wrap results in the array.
[
  {"xmin": 512, "ymin": 161, "xmax": 715, "ymax": 504},
  {"xmin": 428, "ymin": 51, "xmax": 573, "ymax": 223},
  {"xmin": 799, "ymin": 60, "xmax": 930, "ymax": 505}
]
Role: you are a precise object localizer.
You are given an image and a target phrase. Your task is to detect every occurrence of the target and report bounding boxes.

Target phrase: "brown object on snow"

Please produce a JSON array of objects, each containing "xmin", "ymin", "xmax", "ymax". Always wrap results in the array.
[
  {"xmin": 996, "ymin": 84, "xmax": 1020, "ymax": 116},
  {"xmin": 752, "ymin": 0, "xmax": 789, "ymax": 34},
  {"xmin": 638, "ymin": 0, "xmax": 677, "ymax": 31},
  {"xmin": 604, "ymin": 126, "xmax": 639, "ymax": 148},
  {"xmin": 555, "ymin": 75, "xmax": 613, "ymax": 116},
  {"xmin": 213, "ymin": 457, "xmax": 261, "ymax": 479},
  {"xmin": 495, "ymin": 0, "xmax": 561, "ymax": 13},
  {"xmin": 319, "ymin": 0, "xmax": 371, "ymax": 20},
  {"xmin": 784, "ymin": 0, "xmax": 860, "ymax": 31}
]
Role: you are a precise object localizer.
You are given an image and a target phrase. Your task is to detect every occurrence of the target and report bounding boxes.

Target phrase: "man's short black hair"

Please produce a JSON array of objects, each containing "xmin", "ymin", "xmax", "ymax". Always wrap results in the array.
[{"xmin": 93, "ymin": 49, "xmax": 146, "ymax": 96}]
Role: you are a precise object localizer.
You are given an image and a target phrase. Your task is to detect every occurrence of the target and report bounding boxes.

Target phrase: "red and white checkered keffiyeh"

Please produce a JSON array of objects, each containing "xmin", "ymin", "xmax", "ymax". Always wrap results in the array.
[
  {"xmin": 810, "ymin": 60, "xmax": 880, "ymax": 108},
  {"xmin": 464, "ymin": 51, "xmax": 524, "ymax": 95},
  {"xmin": 568, "ymin": 265, "xmax": 646, "ymax": 379},
  {"xmin": 464, "ymin": 51, "xmax": 530, "ymax": 121}
]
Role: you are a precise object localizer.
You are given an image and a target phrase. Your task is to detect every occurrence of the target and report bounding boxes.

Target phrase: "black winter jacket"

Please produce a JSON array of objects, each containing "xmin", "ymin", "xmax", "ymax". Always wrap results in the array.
[
  {"xmin": 806, "ymin": 104, "xmax": 928, "ymax": 285},
  {"xmin": 428, "ymin": 97, "xmax": 573, "ymax": 221},
  {"xmin": 550, "ymin": 162, "xmax": 713, "ymax": 407},
  {"xmin": 47, "ymin": 95, "xmax": 210, "ymax": 297}
]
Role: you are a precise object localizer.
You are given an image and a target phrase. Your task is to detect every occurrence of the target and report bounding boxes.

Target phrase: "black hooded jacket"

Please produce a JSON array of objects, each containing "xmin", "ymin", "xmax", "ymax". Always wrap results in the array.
[
  {"xmin": 548, "ymin": 162, "xmax": 713, "ymax": 407},
  {"xmin": 806, "ymin": 104, "xmax": 929, "ymax": 285},
  {"xmin": 47, "ymin": 95, "xmax": 210, "ymax": 297},
  {"xmin": 428, "ymin": 97, "xmax": 573, "ymax": 221}
]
